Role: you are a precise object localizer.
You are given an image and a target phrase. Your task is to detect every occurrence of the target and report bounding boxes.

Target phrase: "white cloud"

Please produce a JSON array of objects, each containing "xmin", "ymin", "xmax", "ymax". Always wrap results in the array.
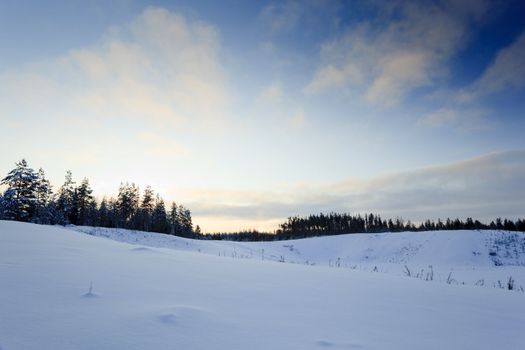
[
  {"xmin": 419, "ymin": 31, "xmax": 525, "ymax": 130},
  {"xmin": 466, "ymin": 31, "xmax": 525, "ymax": 97},
  {"xmin": 187, "ymin": 150, "xmax": 525, "ymax": 230},
  {"xmin": 365, "ymin": 51, "xmax": 430, "ymax": 106},
  {"xmin": 0, "ymin": 7, "xmax": 233, "ymax": 196},
  {"xmin": 68, "ymin": 7, "xmax": 228, "ymax": 127},
  {"xmin": 304, "ymin": 1, "xmax": 489, "ymax": 106},
  {"xmin": 0, "ymin": 7, "xmax": 229, "ymax": 130},
  {"xmin": 417, "ymin": 107, "xmax": 490, "ymax": 130},
  {"xmin": 303, "ymin": 63, "xmax": 362, "ymax": 95}
]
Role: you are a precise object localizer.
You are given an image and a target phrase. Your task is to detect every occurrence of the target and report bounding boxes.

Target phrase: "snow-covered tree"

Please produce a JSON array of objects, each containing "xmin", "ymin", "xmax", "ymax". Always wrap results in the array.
[
  {"xmin": 0, "ymin": 188, "xmax": 18, "ymax": 221},
  {"xmin": 1, "ymin": 159, "xmax": 38, "ymax": 221},
  {"xmin": 33, "ymin": 168, "xmax": 53, "ymax": 224},
  {"xmin": 56, "ymin": 170, "xmax": 76, "ymax": 224}
]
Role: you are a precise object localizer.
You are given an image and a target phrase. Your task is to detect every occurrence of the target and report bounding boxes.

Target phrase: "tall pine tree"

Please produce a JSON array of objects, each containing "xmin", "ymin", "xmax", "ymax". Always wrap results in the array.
[
  {"xmin": 76, "ymin": 178, "xmax": 94, "ymax": 225},
  {"xmin": 56, "ymin": 170, "xmax": 76, "ymax": 224},
  {"xmin": 117, "ymin": 182, "xmax": 139, "ymax": 228},
  {"xmin": 151, "ymin": 194, "xmax": 168, "ymax": 233},
  {"xmin": 139, "ymin": 186, "xmax": 155, "ymax": 231},
  {"xmin": 33, "ymin": 168, "xmax": 53, "ymax": 224}
]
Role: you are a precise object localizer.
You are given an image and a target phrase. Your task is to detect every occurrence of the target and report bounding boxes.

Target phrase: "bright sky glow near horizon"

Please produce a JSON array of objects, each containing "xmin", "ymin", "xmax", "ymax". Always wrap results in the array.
[{"xmin": 1, "ymin": 0, "xmax": 525, "ymax": 232}]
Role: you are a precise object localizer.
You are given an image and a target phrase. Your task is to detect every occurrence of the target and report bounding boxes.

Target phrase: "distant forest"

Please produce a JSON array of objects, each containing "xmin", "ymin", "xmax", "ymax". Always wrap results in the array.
[
  {"xmin": 208, "ymin": 213, "xmax": 525, "ymax": 241},
  {"xmin": 1, "ymin": 159, "xmax": 524, "ymax": 242}
]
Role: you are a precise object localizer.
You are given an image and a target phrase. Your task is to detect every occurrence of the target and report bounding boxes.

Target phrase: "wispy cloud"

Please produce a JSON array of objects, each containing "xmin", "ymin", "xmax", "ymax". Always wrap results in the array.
[
  {"xmin": 260, "ymin": 1, "xmax": 302, "ymax": 33},
  {"xmin": 418, "ymin": 30, "xmax": 525, "ymax": 129},
  {"xmin": 189, "ymin": 150, "xmax": 525, "ymax": 231},
  {"xmin": 0, "ymin": 6, "xmax": 232, "ymax": 184},
  {"xmin": 459, "ymin": 31, "xmax": 525, "ymax": 102},
  {"xmin": 259, "ymin": 0, "xmax": 340, "ymax": 34},
  {"xmin": 304, "ymin": 1, "xmax": 489, "ymax": 106},
  {"xmin": 417, "ymin": 107, "xmax": 491, "ymax": 130},
  {"xmin": 0, "ymin": 7, "xmax": 229, "ymax": 130},
  {"xmin": 68, "ymin": 7, "xmax": 229, "ymax": 128}
]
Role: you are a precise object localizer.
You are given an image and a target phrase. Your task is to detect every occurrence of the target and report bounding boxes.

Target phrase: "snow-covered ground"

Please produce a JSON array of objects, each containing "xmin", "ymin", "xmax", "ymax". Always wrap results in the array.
[
  {"xmin": 1, "ymin": 220, "xmax": 524, "ymax": 349},
  {"xmin": 73, "ymin": 225, "xmax": 525, "ymax": 289}
]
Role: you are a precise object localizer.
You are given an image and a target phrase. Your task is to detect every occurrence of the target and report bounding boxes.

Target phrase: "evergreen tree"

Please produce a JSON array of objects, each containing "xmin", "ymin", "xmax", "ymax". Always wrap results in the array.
[
  {"xmin": 116, "ymin": 182, "xmax": 139, "ymax": 228},
  {"xmin": 107, "ymin": 197, "xmax": 119, "ymax": 228},
  {"xmin": 76, "ymin": 178, "xmax": 94, "ymax": 225},
  {"xmin": 139, "ymin": 185, "xmax": 155, "ymax": 231},
  {"xmin": 168, "ymin": 202, "xmax": 181, "ymax": 235},
  {"xmin": 98, "ymin": 197, "xmax": 110, "ymax": 227},
  {"xmin": 178, "ymin": 205, "xmax": 193, "ymax": 237},
  {"xmin": 1, "ymin": 159, "xmax": 38, "ymax": 221},
  {"xmin": 56, "ymin": 170, "xmax": 76, "ymax": 224},
  {"xmin": 33, "ymin": 168, "xmax": 53, "ymax": 223},
  {"xmin": 0, "ymin": 192, "xmax": 4, "ymax": 219},
  {"xmin": 85, "ymin": 200, "xmax": 98, "ymax": 226},
  {"xmin": 151, "ymin": 194, "xmax": 168, "ymax": 233},
  {"xmin": 0, "ymin": 188, "xmax": 18, "ymax": 221}
]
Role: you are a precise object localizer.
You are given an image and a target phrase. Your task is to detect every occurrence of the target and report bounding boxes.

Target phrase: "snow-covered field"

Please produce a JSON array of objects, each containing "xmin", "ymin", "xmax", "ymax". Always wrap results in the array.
[
  {"xmin": 1, "ymin": 221, "xmax": 524, "ymax": 349},
  {"xmin": 73, "ymin": 224, "xmax": 525, "ymax": 289}
]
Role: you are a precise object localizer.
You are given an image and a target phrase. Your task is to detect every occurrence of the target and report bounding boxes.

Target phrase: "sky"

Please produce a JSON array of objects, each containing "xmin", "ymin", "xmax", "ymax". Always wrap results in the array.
[{"xmin": 1, "ymin": 0, "xmax": 525, "ymax": 232}]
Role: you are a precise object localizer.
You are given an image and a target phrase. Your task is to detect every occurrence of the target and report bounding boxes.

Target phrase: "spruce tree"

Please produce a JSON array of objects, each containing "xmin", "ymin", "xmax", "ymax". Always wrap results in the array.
[
  {"xmin": 76, "ymin": 178, "xmax": 94, "ymax": 225},
  {"xmin": 169, "ymin": 202, "xmax": 180, "ymax": 235},
  {"xmin": 34, "ymin": 168, "xmax": 53, "ymax": 224},
  {"xmin": 56, "ymin": 170, "xmax": 76, "ymax": 224},
  {"xmin": 98, "ymin": 197, "xmax": 110, "ymax": 227},
  {"xmin": 178, "ymin": 205, "xmax": 193, "ymax": 237},
  {"xmin": 139, "ymin": 186, "xmax": 155, "ymax": 231},
  {"xmin": 151, "ymin": 194, "xmax": 168, "ymax": 233},
  {"xmin": 117, "ymin": 182, "xmax": 139, "ymax": 228},
  {"xmin": 1, "ymin": 159, "xmax": 39, "ymax": 221}
]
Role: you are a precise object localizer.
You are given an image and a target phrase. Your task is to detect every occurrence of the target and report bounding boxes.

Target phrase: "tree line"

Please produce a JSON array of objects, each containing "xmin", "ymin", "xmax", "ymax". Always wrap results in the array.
[
  {"xmin": 274, "ymin": 213, "xmax": 525, "ymax": 239},
  {"xmin": 0, "ymin": 159, "xmax": 198, "ymax": 237},
  {"xmin": 2, "ymin": 159, "xmax": 524, "ymax": 242},
  {"xmin": 206, "ymin": 213, "xmax": 525, "ymax": 241}
]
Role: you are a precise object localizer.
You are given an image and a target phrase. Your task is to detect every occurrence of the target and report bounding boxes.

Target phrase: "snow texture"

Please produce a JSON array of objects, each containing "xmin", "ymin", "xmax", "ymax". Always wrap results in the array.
[{"xmin": 1, "ymin": 220, "xmax": 524, "ymax": 349}]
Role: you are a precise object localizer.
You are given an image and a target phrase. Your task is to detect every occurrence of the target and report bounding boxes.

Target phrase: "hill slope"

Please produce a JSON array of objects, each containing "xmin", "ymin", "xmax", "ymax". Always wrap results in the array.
[
  {"xmin": 1, "ymin": 221, "xmax": 524, "ymax": 349},
  {"xmin": 73, "ymin": 225, "xmax": 525, "ymax": 288}
]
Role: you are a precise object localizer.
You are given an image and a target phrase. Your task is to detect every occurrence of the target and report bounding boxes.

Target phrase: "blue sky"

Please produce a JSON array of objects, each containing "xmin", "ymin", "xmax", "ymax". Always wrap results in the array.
[{"xmin": 1, "ymin": 0, "xmax": 525, "ymax": 232}]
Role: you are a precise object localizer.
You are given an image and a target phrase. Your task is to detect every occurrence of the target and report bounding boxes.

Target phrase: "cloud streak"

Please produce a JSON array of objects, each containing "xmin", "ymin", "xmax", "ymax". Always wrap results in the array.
[
  {"xmin": 459, "ymin": 31, "xmax": 525, "ymax": 102},
  {"xmin": 418, "ymin": 30, "xmax": 525, "ymax": 129},
  {"xmin": 189, "ymin": 150, "xmax": 525, "ymax": 231},
  {"xmin": 0, "ymin": 7, "xmax": 230, "ymax": 130},
  {"xmin": 69, "ymin": 7, "xmax": 229, "ymax": 127},
  {"xmin": 304, "ymin": 0, "xmax": 489, "ymax": 106}
]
